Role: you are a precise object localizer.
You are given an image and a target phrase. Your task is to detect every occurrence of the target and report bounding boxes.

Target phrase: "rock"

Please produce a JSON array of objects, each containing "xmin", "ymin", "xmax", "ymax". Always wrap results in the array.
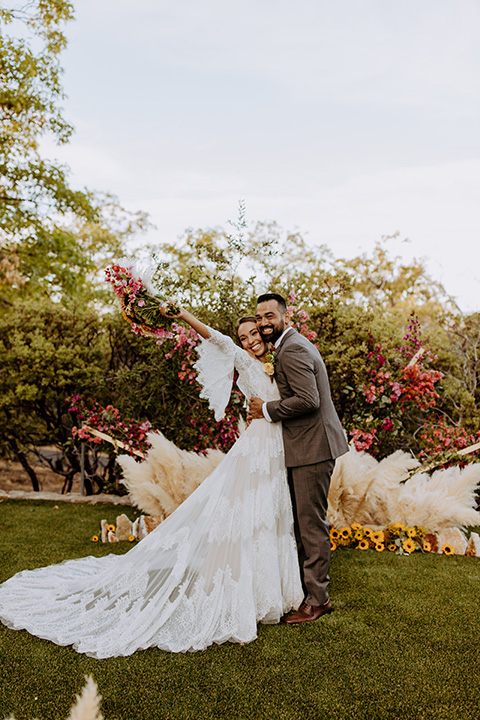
[
  {"xmin": 101, "ymin": 519, "xmax": 109, "ymax": 544},
  {"xmin": 115, "ymin": 514, "xmax": 133, "ymax": 541},
  {"xmin": 131, "ymin": 515, "xmax": 163, "ymax": 540},
  {"xmin": 424, "ymin": 533, "xmax": 439, "ymax": 553},
  {"xmin": 436, "ymin": 527, "xmax": 467, "ymax": 555},
  {"xmin": 465, "ymin": 532, "xmax": 480, "ymax": 557},
  {"xmin": 131, "ymin": 517, "xmax": 140, "ymax": 540},
  {"xmin": 107, "ymin": 531, "xmax": 118, "ymax": 543},
  {"xmin": 143, "ymin": 516, "xmax": 163, "ymax": 535}
]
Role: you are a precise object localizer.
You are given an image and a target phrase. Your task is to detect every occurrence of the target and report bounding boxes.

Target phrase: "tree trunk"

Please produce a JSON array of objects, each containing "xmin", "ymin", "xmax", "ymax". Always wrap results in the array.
[{"xmin": 8, "ymin": 438, "xmax": 40, "ymax": 491}]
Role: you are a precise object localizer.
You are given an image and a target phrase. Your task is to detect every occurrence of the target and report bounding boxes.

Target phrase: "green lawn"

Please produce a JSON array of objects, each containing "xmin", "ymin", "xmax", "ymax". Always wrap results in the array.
[{"xmin": 0, "ymin": 499, "xmax": 479, "ymax": 720}]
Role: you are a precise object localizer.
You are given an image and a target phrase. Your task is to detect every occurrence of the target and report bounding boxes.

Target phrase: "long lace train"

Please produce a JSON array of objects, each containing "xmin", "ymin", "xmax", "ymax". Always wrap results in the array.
[{"xmin": 0, "ymin": 418, "xmax": 303, "ymax": 657}]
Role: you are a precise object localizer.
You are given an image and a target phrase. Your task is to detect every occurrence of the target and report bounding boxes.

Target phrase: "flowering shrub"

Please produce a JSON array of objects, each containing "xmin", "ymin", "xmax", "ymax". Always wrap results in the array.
[
  {"xmin": 69, "ymin": 395, "xmax": 154, "ymax": 457},
  {"xmin": 417, "ymin": 419, "xmax": 480, "ymax": 468},
  {"xmin": 336, "ymin": 314, "xmax": 446, "ymax": 456},
  {"xmin": 285, "ymin": 291, "xmax": 318, "ymax": 343}
]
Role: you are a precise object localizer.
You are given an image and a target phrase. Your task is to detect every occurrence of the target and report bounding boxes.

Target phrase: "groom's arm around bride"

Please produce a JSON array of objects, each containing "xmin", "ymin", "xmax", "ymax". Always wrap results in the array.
[{"xmin": 249, "ymin": 293, "xmax": 349, "ymax": 624}]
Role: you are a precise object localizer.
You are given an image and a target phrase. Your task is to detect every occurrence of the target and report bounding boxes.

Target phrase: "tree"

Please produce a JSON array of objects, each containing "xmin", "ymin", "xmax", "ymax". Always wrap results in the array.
[
  {"xmin": 0, "ymin": 2, "xmax": 147, "ymax": 303},
  {"xmin": 0, "ymin": 298, "xmax": 107, "ymax": 490}
]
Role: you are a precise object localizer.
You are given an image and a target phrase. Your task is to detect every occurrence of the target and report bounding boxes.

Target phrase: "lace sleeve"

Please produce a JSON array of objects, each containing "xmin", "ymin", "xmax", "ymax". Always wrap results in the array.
[{"xmin": 194, "ymin": 328, "xmax": 237, "ymax": 421}]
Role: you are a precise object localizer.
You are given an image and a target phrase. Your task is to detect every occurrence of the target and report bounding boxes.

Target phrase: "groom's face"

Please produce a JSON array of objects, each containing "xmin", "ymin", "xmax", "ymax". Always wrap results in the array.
[{"xmin": 256, "ymin": 300, "xmax": 286, "ymax": 344}]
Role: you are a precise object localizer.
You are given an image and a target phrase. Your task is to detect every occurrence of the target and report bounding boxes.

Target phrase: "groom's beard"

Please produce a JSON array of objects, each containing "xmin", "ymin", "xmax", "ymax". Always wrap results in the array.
[{"xmin": 259, "ymin": 321, "xmax": 285, "ymax": 344}]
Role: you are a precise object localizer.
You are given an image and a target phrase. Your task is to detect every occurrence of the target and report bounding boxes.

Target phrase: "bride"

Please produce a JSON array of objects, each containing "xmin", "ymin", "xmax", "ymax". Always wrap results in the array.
[{"xmin": 0, "ymin": 308, "xmax": 303, "ymax": 657}]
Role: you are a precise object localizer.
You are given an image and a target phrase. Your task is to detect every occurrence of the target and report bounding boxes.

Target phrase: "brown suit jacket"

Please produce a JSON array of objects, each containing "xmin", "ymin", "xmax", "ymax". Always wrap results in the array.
[{"xmin": 266, "ymin": 328, "xmax": 349, "ymax": 468}]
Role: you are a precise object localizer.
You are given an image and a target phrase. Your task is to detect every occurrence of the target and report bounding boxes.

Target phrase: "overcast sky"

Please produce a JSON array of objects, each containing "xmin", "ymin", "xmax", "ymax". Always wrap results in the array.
[{"xmin": 43, "ymin": 0, "xmax": 480, "ymax": 311}]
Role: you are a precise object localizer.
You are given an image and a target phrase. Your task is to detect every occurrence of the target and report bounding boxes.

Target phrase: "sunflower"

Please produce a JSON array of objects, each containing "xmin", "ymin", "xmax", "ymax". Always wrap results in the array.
[
  {"xmin": 375, "ymin": 543, "xmax": 385, "ymax": 552},
  {"xmin": 91, "ymin": 535, "xmax": 99, "ymax": 542},
  {"xmin": 354, "ymin": 530, "xmax": 363, "ymax": 541},
  {"xmin": 331, "ymin": 541, "xmax": 337, "ymax": 551},
  {"xmin": 422, "ymin": 541, "xmax": 432, "ymax": 553},
  {"xmin": 358, "ymin": 539, "xmax": 370, "ymax": 550},
  {"xmin": 351, "ymin": 522, "xmax": 362, "ymax": 531},
  {"xmin": 340, "ymin": 527, "xmax": 352, "ymax": 539},
  {"xmin": 402, "ymin": 539, "xmax": 416, "ymax": 554},
  {"xmin": 441, "ymin": 543, "xmax": 455, "ymax": 556},
  {"xmin": 363, "ymin": 527, "xmax": 373, "ymax": 538},
  {"xmin": 406, "ymin": 527, "xmax": 416, "ymax": 539},
  {"xmin": 107, "ymin": 524, "xmax": 115, "ymax": 533},
  {"xmin": 388, "ymin": 544, "xmax": 396, "ymax": 552},
  {"xmin": 372, "ymin": 530, "xmax": 385, "ymax": 543},
  {"xmin": 330, "ymin": 528, "xmax": 340, "ymax": 541}
]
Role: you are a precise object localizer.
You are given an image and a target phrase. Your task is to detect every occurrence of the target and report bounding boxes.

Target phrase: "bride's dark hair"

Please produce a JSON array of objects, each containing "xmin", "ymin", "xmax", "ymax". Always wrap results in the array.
[{"xmin": 236, "ymin": 315, "xmax": 257, "ymax": 339}]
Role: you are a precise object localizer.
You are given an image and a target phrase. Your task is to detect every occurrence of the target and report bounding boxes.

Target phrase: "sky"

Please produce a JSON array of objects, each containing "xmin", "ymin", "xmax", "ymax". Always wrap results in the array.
[{"xmin": 42, "ymin": 0, "xmax": 480, "ymax": 311}]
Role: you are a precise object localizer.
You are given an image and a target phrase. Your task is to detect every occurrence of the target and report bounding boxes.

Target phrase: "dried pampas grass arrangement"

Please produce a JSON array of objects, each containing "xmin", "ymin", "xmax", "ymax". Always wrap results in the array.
[
  {"xmin": 328, "ymin": 448, "xmax": 480, "ymax": 531},
  {"xmin": 119, "ymin": 434, "xmax": 480, "ymax": 535},
  {"xmin": 118, "ymin": 432, "xmax": 224, "ymax": 517}
]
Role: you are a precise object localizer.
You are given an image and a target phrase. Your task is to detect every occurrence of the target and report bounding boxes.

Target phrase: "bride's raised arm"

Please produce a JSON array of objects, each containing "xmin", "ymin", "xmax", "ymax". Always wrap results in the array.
[
  {"xmin": 175, "ymin": 308, "xmax": 212, "ymax": 340},
  {"xmin": 158, "ymin": 304, "xmax": 237, "ymax": 421},
  {"xmin": 157, "ymin": 304, "xmax": 212, "ymax": 340}
]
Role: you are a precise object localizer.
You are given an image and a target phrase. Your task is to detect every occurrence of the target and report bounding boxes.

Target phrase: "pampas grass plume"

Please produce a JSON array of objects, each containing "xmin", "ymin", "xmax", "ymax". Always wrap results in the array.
[
  {"xmin": 4, "ymin": 676, "xmax": 103, "ymax": 720},
  {"xmin": 66, "ymin": 676, "xmax": 103, "ymax": 720}
]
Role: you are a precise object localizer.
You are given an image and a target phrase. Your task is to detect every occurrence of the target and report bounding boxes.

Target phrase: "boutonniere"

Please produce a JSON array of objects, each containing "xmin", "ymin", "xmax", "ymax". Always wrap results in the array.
[{"xmin": 262, "ymin": 347, "xmax": 277, "ymax": 379}]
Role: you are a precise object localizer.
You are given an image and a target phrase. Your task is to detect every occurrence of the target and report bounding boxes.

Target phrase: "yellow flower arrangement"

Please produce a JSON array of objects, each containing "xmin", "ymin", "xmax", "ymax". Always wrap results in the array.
[
  {"xmin": 128, "ymin": 535, "xmax": 136, "ymax": 542},
  {"xmin": 389, "ymin": 522, "xmax": 406, "ymax": 534},
  {"xmin": 91, "ymin": 535, "xmax": 99, "ymax": 542},
  {"xmin": 441, "ymin": 543, "xmax": 455, "ymax": 556},
  {"xmin": 402, "ymin": 539, "xmax": 416, "ymax": 554},
  {"xmin": 328, "ymin": 522, "xmax": 459, "ymax": 558}
]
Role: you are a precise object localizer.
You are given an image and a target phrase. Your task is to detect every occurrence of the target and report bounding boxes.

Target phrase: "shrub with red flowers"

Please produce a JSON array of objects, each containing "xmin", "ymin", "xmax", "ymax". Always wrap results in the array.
[
  {"xmin": 325, "ymin": 313, "xmax": 447, "ymax": 457},
  {"xmin": 69, "ymin": 395, "xmax": 154, "ymax": 456},
  {"xmin": 417, "ymin": 419, "xmax": 480, "ymax": 468}
]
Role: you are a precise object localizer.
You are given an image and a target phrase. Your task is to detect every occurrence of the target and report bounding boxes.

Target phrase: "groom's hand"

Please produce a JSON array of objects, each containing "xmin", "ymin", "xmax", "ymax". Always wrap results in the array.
[{"xmin": 248, "ymin": 397, "xmax": 265, "ymax": 420}]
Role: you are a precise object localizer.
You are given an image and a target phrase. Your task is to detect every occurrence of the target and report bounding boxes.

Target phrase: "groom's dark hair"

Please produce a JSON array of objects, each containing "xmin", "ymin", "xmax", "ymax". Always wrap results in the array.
[{"xmin": 257, "ymin": 293, "xmax": 287, "ymax": 314}]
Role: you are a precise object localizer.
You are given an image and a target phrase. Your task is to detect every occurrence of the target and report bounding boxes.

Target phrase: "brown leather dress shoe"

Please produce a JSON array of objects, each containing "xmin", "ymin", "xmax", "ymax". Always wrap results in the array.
[{"xmin": 284, "ymin": 599, "xmax": 333, "ymax": 624}]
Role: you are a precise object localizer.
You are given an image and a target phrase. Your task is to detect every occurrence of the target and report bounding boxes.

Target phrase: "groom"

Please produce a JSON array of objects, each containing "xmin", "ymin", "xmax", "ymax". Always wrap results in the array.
[{"xmin": 248, "ymin": 293, "xmax": 349, "ymax": 624}]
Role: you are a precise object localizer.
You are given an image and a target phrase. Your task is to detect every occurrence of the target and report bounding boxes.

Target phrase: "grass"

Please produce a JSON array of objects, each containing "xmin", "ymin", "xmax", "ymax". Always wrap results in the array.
[{"xmin": 0, "ymin": 499, "xmax": 479, "ymax": 720}]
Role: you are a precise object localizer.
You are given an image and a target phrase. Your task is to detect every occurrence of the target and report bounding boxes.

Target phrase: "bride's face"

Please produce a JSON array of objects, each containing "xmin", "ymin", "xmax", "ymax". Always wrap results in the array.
[{"xmin": 237, "ymin": 321, "xmax": 267, "ymax": 359}]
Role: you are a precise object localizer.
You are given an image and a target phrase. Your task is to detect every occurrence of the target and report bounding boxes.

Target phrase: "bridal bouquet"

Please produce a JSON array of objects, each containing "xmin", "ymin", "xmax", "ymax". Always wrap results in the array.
[{"xmin": 105, "ymin": 261, "xmax": 179, "ymax": 338}]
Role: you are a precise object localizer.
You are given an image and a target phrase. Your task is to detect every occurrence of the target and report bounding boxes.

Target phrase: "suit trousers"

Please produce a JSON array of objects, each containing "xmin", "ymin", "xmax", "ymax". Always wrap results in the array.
[{"xmin": 287, "ymin": 459, "xmax": 335, "ymax": 607}]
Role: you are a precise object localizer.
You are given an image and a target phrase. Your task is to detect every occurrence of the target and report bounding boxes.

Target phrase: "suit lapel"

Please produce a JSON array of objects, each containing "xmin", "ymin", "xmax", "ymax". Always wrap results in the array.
[{"xmin": 276, "ymin": 327, "xmax": 296, "ymax": 354}]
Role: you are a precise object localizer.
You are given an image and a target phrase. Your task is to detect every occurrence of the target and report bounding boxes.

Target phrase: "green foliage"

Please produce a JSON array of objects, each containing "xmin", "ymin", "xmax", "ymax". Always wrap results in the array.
[{"xmin": 0, "ymin": 298, "xmax": 108, "ymax": 489}]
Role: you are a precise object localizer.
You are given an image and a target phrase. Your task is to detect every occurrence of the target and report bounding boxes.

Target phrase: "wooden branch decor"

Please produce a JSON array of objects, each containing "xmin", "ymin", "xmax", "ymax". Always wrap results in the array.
[
  {"xmin": 82, "ymin": 425, "xmax": 146, "ymax": 459},
  {"xmin": 404, "ymin": 347, "xmax": 425, "ymax": 370}
]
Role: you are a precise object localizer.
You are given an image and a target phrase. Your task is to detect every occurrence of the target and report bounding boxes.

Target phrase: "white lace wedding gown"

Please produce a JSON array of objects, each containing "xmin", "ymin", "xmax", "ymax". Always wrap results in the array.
[{"xmin": 0, "ymin": 330, "xmax": 303, "ymax": 657}]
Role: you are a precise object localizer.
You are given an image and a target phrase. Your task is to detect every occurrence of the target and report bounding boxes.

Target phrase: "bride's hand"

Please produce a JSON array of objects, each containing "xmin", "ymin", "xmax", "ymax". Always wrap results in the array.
[{"xmin": 157, "ymin": 301, "xmax": 183, "ymax": 319}]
